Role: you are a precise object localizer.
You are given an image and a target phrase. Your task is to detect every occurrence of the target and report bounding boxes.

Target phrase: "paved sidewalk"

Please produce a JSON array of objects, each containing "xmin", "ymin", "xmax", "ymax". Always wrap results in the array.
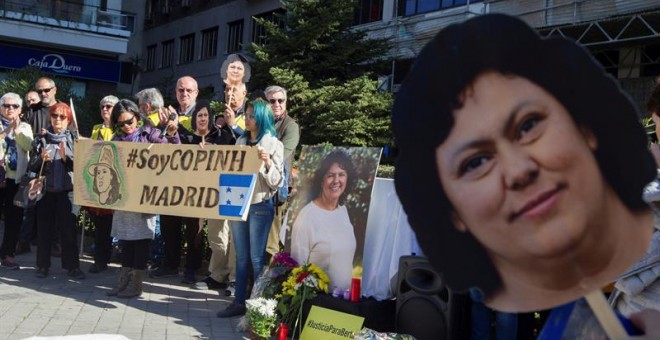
[{"xmin": 0, "ymin": 237, "xmax": 248, "ymax": 339}]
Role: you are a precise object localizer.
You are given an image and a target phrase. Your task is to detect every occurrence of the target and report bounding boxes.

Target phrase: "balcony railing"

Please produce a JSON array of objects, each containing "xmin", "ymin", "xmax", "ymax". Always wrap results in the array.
[
  {"xmin": 486, "ymin": 0, "xmax": 660, "ymax": 28},
  {"xmin": 0, "ymin": 0, "xmax": 135, "ymax": 37}
]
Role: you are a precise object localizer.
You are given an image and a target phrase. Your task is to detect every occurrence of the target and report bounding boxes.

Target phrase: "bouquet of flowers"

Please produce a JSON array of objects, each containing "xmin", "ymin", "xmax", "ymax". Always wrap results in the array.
[
  {"xmin": 245, "ymin": 297, "xmax": 278, "ymax": 339},
  {"xmin": 277, "ymin": 262, "xmax": 330, "ymax": 337},
  {"xmin": 262, "ymin": 251, "xmax": 299, "ymax": 298}
]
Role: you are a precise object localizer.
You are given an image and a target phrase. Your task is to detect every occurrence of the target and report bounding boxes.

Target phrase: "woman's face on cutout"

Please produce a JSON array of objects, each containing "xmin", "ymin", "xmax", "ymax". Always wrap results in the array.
[
  {"xmin": 435, "ymin": 72, "xmax": 606, "ymax": 268},
  {"xmin": 196, "ymin": 107, "xmax": 209, "ymax": 132},
  {"xmin": 227, "ymin": 61, "xmax": 245, "ymax": 84},
  {"xmin": 94, "ymin": 166, "xmax": 113, "ymax": 193},
  {"xmin": 321, "ymin": 162, "xmax": 347, "ymax": 204}
]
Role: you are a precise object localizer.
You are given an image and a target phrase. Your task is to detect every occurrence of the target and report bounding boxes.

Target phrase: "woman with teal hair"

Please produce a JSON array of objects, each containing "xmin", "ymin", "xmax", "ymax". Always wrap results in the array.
[{"xmin": 217, "ymin": 98, "xmax": 284, "ymax": 318}]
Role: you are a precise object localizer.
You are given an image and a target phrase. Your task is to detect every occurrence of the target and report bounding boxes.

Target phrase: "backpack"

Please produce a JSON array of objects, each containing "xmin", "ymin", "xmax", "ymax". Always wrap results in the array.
[
  {"xmin": 274, "ymin": 162, "xmax": 289, "ymax": 206},
  {"xmin": 274, "ymin": 115, "xmax": 298, "ymax": 206}
]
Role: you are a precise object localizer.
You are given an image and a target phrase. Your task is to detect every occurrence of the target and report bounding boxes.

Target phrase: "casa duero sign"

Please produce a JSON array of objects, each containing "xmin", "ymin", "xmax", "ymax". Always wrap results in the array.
[{"xmin": 0, "ymin": 42, "xmax": 121, "ymax": 82}]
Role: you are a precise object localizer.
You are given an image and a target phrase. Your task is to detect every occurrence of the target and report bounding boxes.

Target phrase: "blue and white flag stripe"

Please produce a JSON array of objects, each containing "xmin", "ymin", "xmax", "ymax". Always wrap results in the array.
[{"xmin": 219, "ymin": 174, "xmax": 256, "ymax": 219}]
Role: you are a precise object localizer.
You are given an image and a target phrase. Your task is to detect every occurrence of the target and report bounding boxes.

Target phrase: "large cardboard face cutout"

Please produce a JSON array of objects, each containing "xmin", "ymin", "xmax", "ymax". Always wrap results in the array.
[
  {"xmin": 221, "ymin": 53, "xmax": 251, "ymax": 87},
  {"xmin": 392, "ymin": 14, "xmax": 656, "ymax": 312}
]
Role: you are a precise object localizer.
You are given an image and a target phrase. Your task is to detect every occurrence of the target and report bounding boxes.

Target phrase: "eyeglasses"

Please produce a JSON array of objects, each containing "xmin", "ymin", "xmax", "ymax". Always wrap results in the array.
[
  {"xmin": 177, "ymin": 88, "xmax": 197, "ymax": 94},
  {"xmin": 50, "ymin": 114, "xmax": 67, "ymax": 120},
  {"xmin": 36, "ymin": 87, "xmax": 54, "ymax": 94},
  {"xmin": 245, "ymin": 114, "xmax": 256, "ymax": 120},
  {"xmin": 101, "ymin": 104, "xmax": 114, "ymax": 109},
  {"xmin": 268, "ymin": 98, "xmax": 286, "ymax": 105},
  {"xmin": 2, "ymin": 104, "xmax": 20, "ymax": 109},
  {"xmin": 115, "ymin": 116, "xmax": 135, "ymax": 128}
]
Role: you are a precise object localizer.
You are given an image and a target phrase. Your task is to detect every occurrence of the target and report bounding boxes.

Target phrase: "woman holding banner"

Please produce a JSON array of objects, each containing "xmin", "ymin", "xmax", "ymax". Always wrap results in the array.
[
  {"xmin": 392, "ymin": 14, "xmax": 656, "ymax": 314},
  {"xmin": 29, "ymin": 102, "xmax": 83, "ymax": 279},
  {"xmin": 217, "ymin": 98, "xmax": 283, "ymax": 318},
  {"xmin": 177, "ymin": 100, "xmax": 235, "ymax": 284},
  {"xmin": 106, "ymin": 99, "xmax": 180, "ymax": 298},
  {"xmin": 85, "ymin": 95, "xmax": 119, "ymax": 274}
]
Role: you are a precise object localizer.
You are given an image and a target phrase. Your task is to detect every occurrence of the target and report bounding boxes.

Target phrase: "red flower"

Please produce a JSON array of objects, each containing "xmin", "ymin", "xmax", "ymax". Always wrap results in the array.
[{"xmin": 296, "ymin": 272, "xmax": 309, "ymax": 284}]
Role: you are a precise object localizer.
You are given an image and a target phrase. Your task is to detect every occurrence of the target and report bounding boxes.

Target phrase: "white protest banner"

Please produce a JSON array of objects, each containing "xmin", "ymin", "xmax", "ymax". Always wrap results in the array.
[{"xmin": 73, "ymin": 139, "xmax": 261, "ymax": 220}]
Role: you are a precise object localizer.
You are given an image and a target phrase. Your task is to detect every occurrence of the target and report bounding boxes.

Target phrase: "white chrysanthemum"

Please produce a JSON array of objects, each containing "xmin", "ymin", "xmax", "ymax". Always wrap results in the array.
[{"xmin": 246, "ymin": 297, "xmax": 277, "ymax": 318}]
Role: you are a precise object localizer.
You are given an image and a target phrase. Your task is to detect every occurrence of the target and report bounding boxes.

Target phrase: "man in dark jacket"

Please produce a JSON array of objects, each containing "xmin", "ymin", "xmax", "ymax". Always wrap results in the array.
[{"xmin": 25, "ymin": 77, "xmax": 59, "ymax": 135}]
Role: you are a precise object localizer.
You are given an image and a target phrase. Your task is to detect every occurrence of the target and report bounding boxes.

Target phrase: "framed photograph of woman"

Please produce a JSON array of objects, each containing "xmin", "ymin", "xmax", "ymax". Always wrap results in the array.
[{"xmin": 285, "ymin": 145, "xmax": 382, "ymax": 291}]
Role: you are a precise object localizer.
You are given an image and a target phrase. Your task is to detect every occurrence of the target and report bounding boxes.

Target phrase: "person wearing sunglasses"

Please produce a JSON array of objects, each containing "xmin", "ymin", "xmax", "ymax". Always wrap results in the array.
[
  {"xmin": 0, "ymin": 92, "xmax": 34, "ymax": 270},
  {"xmin": 25, "ymin": 77, "xmax": 59, "ymax": 136},
  {"xmin": 107, "ymin": 99, "xmax": 180, "ymax": 298},
  {"xmin": 264, "ymin": 85, "xmax": 300, "ymax": 259},
  {"xmin": 18, "ymin": 78, "xmax": 61, "ymax": 259},
  {"xmin": 217, "ymin": 98, "xmax": 284, "ymax": 318},
  {"xmin": 28, "ymin": 102, "xmax": 83, "ymax": 280},
  {"xmin": 151, "ymin": 77, "xmax": 199, "ymax": 280},
  {"xmin": 83, "ymin": 95, "xmax": 120, "ymax": 274}
]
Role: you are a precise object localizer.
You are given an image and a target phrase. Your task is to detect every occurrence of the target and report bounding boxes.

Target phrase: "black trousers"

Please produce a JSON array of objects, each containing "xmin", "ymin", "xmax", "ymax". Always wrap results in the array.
[
  {"xmin": 160, "ymin": 215, "xmax": 203, "ymax": 271},
  {"xmin": 89, "ymin": 212, "xmax": 113, "ymax": 266},
  {"xmin": 36, "ymin": 191, "xmax": 79, "ymax": 270},
  {"xmin": 120, "ymin": 239, "xmax": 150, "ymax": 270},
  {"xmin": 0, "ymin": 179, "xmax": 23, "ymax": 259}
]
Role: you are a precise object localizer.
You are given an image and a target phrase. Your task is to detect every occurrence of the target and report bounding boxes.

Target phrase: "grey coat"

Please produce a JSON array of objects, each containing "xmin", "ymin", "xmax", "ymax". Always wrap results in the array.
[{"xmin": 111, "ymin": 211, "xmax": 157, "ymax": 240}]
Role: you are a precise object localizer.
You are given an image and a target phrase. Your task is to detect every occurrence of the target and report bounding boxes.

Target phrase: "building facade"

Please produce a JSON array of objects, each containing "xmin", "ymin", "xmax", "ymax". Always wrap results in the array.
[
  {"xmin": 356, "ymin": 0, "xmax": 660, "ymax": 108},
  {"xmin": 135, "ymin": 0, "xmax": 282, "ymax": 101},
  {"xmin": 0, "ymin": 0, "xmax": 138, "ymax": 97}
]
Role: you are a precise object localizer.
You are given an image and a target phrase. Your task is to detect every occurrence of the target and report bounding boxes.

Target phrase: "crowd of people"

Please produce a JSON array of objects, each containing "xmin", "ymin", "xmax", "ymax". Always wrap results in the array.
[{"xmin": 0, "ymin": 53, "xmax": 301, "ymax": 318}]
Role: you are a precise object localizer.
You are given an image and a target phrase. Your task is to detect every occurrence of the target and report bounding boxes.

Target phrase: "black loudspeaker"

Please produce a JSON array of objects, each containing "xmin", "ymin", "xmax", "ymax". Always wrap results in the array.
[{"xmin": 395, "ymin": 256, "xmax": 470, "ymax": 340}]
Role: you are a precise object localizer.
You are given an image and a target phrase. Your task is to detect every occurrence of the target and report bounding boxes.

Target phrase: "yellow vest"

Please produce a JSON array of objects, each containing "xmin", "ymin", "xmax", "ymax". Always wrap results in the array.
[
  {"xmin": 90, "ymin": 124, "xmax": 114, "ymax": 141},
  {"xmin": 148, "ymin": 111, "xmax": 193, "ymax": 132},
  {"xmin": 235, "ymin": 114, "xmax": 245, "ymax": 130}
]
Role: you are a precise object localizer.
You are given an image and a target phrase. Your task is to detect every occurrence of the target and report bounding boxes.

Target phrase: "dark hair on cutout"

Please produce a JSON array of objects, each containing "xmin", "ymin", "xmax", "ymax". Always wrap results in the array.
[
  {"xmin": 91, "ymin": 166, "xmax": 121, "ymax": 205},
  {"xmin": 191, "ymin": 99, "xmax": 216, "ymax": 133},
  {"xmin": 310, "ymin": 149, "xmax": 358, "ymax": 206},
  {"xmin": 392, "ymin": 14, "xmax": 655, "ymax": 298}
]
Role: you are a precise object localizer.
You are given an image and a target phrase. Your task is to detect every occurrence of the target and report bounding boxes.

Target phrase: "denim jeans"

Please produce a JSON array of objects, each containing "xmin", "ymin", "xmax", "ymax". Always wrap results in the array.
[
  {"xmin": 470, "ymin": 288, "xmax": 518, "ymax": 340},
  {"xmin": 230, "ymin": 199, "xmax": 274, "ymax": 305}
]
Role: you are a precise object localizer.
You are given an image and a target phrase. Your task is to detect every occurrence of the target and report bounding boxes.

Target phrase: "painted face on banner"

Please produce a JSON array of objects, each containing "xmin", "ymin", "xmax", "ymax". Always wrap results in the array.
[{"xmin": 94, "ymin": 166, "xmax": 113, "ymax": 193}]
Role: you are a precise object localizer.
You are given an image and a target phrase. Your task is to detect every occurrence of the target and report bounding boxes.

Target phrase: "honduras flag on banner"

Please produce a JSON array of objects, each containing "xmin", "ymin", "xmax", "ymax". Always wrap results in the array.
[{"xmin": 219, "ymin": 174, "xmax": 257, "ymax": 221}]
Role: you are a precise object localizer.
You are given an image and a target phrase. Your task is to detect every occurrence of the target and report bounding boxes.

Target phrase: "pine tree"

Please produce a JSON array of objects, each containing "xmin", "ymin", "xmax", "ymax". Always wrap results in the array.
[{"xmin": 249, "ymin": 0, "xmax": 393, "ymax": 147}]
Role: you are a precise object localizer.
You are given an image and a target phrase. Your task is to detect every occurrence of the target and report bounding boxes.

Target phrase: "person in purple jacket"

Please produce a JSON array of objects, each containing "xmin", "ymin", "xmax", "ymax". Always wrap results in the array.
[{"xmin": 105, "ymin": 99, "xmax": 180, "ymax": 298}]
